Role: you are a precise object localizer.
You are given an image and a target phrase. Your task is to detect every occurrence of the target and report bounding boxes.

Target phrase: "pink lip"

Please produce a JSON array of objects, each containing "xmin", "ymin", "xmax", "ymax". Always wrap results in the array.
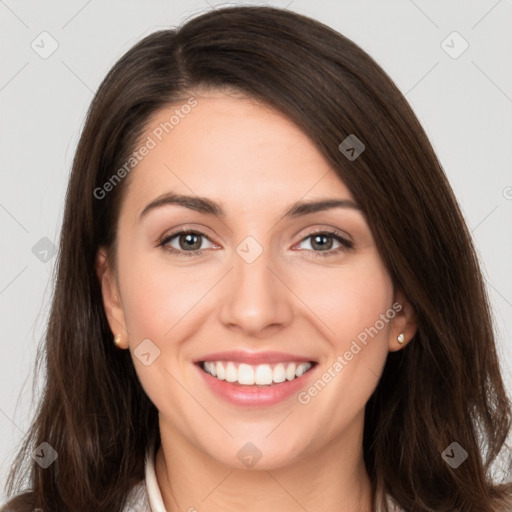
[
  {"xmin": 194, "ymin": 361, "xmax": 318, "ymax": 408},
  {"xmin": 194, "ymin": 350, "xmax": 315, "ymax": 365}
]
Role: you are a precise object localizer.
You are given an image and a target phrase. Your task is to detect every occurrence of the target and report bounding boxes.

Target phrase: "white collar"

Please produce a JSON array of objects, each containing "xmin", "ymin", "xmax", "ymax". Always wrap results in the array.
[{"xmin": 143, "ymin": 442, "xmax": 167, "ymax": 512}]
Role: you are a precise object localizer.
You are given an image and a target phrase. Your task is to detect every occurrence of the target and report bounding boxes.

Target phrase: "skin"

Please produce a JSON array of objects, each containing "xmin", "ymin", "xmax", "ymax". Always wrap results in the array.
[{"xmin": 97, "ymin": 88, "xmax": 417, "ymax": 512}]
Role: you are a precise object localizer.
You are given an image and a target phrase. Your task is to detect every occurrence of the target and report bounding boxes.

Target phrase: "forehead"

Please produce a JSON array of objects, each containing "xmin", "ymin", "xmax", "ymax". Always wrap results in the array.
[{"xmin": 123, "ymin": 90, "xmax": 353, "ymax": 216}]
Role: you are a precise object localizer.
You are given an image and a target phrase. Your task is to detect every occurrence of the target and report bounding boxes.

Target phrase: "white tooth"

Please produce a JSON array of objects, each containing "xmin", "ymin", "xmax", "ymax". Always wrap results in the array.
[
  {"xmin": 209, "ymin": 362, "xmax": 217, "ymax": 377},
  {"xmin": 295, "ymin": 362, "xmax": 311, "ymax": 377},
  {"xmin": 254, "ymin": 364, "xmax": 273, "ymax": 385},
  {"xmin": 272, "ymin": 363, "xmax": 287, "ymax": 383},
  {"xmin": 286, "ymin": 363, "xmax": 297, "ymax": 381},
  {"xmin": 237, "ymin": 363, "xmax": 254, "ymax": 385},
  {"xmin": 216, "ymin": 361, "xmax": 226, "ymax": 380},
  {"xmin": 203, "ymin": 362, "xmax": 211, "ymax": 374},
  {"xmin": 225, "ymin": 362, "xmax": 237, "ymax": 382}
]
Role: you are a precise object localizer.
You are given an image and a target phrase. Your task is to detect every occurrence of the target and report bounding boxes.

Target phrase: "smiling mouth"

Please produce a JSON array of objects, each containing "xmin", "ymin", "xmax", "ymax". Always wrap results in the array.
[{"xmin": 198, "ymin": 360, "xmax": 318, "ymax": 386}]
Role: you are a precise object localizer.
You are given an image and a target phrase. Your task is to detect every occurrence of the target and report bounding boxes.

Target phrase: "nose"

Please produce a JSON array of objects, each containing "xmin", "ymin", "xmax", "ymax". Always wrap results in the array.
[{"xmin": 218, "ymin": 244, "xmax": 294, "ymax": 338}]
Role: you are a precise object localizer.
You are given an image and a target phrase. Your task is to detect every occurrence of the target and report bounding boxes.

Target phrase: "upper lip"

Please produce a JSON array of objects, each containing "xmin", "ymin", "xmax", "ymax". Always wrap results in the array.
[{"xmin": 194, "ymin": 351, "xmax": 316, "ymax": 365}]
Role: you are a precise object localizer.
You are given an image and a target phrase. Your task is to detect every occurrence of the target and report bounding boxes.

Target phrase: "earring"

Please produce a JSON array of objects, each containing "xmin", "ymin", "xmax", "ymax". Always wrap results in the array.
[
  {"xmin": 397, "ymin": 333, "xmax": 405, "ymax": 345},
  {"xmin": 114, "ymin": 333, "xmax": 122, "ymax": 347}
]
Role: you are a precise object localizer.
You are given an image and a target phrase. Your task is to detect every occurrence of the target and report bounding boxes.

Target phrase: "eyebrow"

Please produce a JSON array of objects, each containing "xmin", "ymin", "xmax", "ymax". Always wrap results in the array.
[{"xmin": 139, "ymin": 192, "xmax": 360, "ymax": 220}]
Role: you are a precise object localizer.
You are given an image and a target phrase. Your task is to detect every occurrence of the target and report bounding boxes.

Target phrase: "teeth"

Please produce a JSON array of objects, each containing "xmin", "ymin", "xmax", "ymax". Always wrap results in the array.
[
  {"xmin": 238, "ymin": 363, "xmax": 255, "ymax": 385},
  {"xmin": 286, "ymin": 363, "xmax": 297, "ymax": 381},
  {"xmin": 255, "ymin": 364, "xmax": 273, "ymax": 385},
  {"xmin": 225, "ymin": 362, "xmax": 237, "ymax": 383},
  {"xmin": 216, "ymin": 361, "xmax": 226, "ymax": 380},
  {"xmin": 272, "ymin": 363, "xmax": 286, "ymax": 383},
  {"xmin": 296, "ymin": 363, "xmax": 308, "ymax": 377},
  {"xmin": 201, "ymin": 361, "xmax": 313, "ymax": 386}
]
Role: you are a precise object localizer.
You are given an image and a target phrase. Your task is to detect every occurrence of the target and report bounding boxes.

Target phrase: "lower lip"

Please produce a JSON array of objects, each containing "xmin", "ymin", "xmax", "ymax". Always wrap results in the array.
[{"xmin": 195, "ymin": 363, "xmax": 317, "ymax": 407}]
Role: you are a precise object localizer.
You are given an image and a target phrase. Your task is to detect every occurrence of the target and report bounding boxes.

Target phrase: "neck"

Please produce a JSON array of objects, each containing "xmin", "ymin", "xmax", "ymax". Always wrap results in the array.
[{"xmin": 155, "ymin": 414, "xmax": 373, "ymax": 512}]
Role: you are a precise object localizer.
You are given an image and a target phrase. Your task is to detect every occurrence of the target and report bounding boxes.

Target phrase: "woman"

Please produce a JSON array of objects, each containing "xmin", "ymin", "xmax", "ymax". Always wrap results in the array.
[{"xmin": 2, "ymin": 5, "xmax": 511, "ymax": 512}]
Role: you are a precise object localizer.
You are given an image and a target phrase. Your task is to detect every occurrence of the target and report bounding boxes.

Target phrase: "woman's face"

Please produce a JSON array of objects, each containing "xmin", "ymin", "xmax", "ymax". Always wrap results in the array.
[{"xmin": 98, "ymin": 89, "xmax": 415, "ymax": 470}]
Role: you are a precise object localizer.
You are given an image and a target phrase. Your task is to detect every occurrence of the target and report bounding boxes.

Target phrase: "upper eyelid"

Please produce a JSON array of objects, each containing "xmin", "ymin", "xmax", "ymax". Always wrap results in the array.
[
  {"xmin": 295, "ymin": 227, "xmax": 352, "ymax": 243},
  {"xmin": 160, "ymin": 228, "xmax": 218, "ymax": 248}
]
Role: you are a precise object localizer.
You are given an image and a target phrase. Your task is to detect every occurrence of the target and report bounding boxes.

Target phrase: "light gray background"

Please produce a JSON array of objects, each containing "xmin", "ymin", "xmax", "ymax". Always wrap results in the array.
[{"xmin": 1, "ymin": 0, "xmax": 511, "ymax": 499}]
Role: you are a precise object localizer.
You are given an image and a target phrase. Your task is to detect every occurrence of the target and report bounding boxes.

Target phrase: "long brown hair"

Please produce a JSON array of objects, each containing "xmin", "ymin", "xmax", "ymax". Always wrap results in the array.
[{"xmin": 3, "ymin": 6, "xmax": 511, "ymax": 511}]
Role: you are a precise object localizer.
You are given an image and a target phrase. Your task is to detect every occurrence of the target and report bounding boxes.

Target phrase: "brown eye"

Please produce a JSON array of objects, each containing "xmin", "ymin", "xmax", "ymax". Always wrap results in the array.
[
  {"xmin": 159, "ymin": 230, "xmax": 215, "ymax": 256},
  {"xmin": 296, "ymin": 230, "xmax": 353, "ymax": 256},
  {"xmin": 176, "ymin": 232, "xmax": 203, "ymax": 251},
  {"xmin": 310, "ymin": 234, "xmax": 334, "ymax": 251}
]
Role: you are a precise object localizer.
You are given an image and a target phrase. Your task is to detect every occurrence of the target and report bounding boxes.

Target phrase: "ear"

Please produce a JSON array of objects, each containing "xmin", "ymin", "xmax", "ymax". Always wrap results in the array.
[
  {"xmin": 96, "ymin": 247, "xmax": 129, "ymax": 349},
  {"xmin": 388, "ymin": 288, "xmax": 417, "ymax": 352}
]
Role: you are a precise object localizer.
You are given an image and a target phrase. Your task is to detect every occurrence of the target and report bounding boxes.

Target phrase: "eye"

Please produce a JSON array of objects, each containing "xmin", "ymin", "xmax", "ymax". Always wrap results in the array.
[
  {"xmin": 295, "ymin": 230, "xmax": 353, "ymax": 257},
  {"xmin": 158, "ymin": 229, "xmax": 216, "ymax": 257},
  {"xmin": 157, "ymin": 228, "xmax": 353, "ymax": 258}
]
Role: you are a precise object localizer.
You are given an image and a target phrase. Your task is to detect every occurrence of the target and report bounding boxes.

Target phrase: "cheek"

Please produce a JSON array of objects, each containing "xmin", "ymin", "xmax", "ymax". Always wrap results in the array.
[
  {"xmin": 293, "ymin": 255, "xmax": 394, "ymax": 349},
  {"xmin": 117, "ymin": 247, "xmax": 212, "ymax": 342},
  {"xmin": 293, "ymin": 257, "xmax": 394, "ymax": 426},
  {"xmin": 115, "ymin": 248, "xmax": 208, "ymax": 418}
]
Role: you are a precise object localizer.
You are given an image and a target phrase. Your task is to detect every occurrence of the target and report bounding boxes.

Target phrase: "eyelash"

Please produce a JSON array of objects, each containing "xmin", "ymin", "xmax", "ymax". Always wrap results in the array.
[{"xmin": 157, "ymin": 228, "xmax": 353, "ymax": 258}]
